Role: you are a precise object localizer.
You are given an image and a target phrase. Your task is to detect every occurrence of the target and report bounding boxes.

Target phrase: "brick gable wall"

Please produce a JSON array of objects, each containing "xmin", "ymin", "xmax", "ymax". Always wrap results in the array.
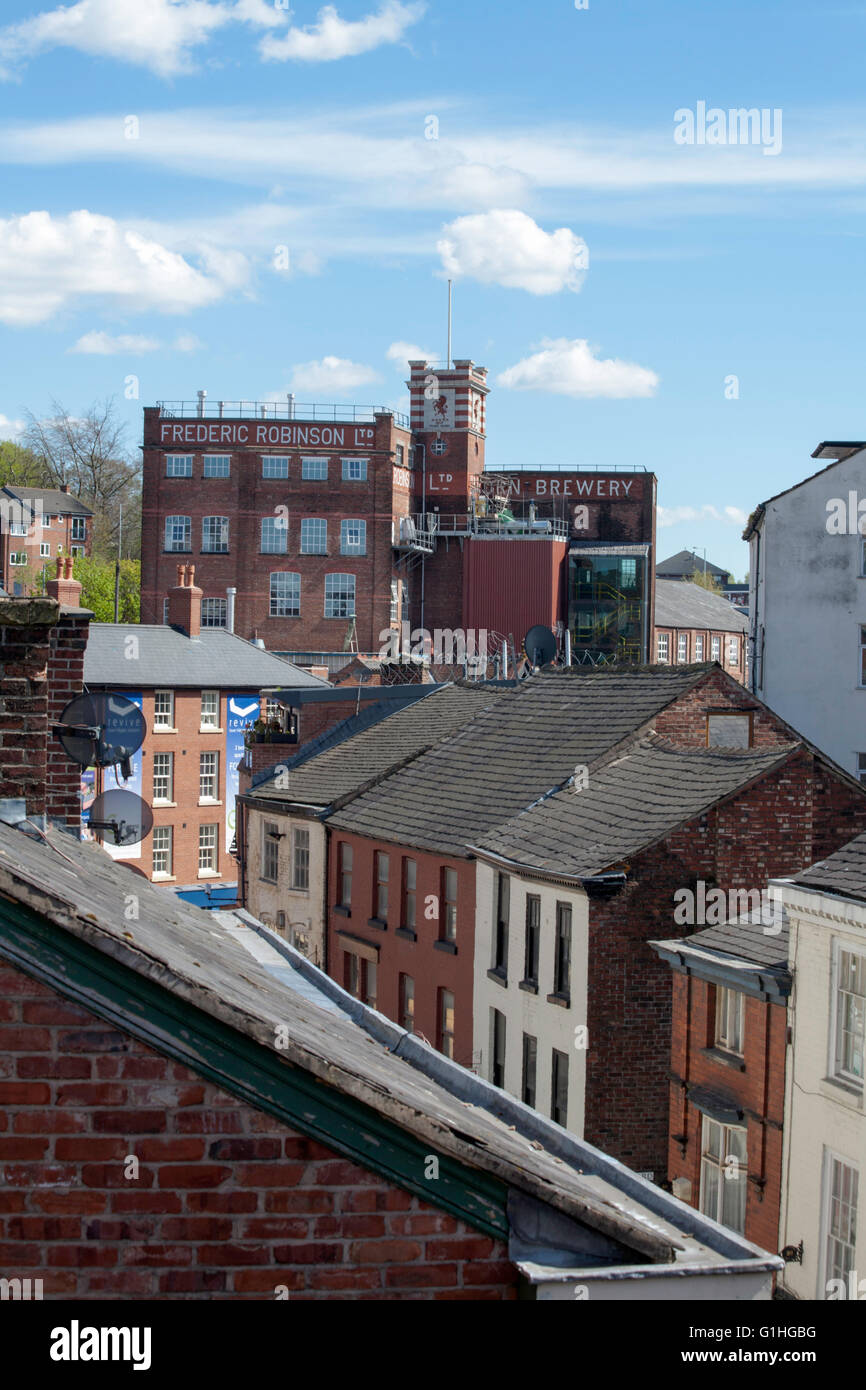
[{"xmin": 0, "ymin": 960, "xmax": 518, "ymax": 1300}]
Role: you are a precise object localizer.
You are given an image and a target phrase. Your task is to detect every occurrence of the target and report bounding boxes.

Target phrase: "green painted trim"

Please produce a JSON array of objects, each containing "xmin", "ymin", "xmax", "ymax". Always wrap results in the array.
[{"xmin": 0, "ymin": 896, "xmax": 508, "ymax": 1239}]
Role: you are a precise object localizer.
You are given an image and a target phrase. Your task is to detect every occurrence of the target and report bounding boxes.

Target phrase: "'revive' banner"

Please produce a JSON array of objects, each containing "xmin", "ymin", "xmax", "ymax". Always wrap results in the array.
[{"xmin": 226, "ymin": 695, "xmax": 260, "ymax": 853}]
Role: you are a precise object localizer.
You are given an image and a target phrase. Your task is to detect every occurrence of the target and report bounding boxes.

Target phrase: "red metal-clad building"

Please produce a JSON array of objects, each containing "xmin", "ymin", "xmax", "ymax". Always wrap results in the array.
[{"xmin": 462, "ymin": 538, "xmax": 568, "ymax": 643}]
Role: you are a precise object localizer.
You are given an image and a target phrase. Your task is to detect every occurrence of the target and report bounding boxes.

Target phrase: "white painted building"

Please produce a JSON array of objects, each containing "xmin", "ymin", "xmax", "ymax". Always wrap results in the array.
[
  {"xmin": 472, "ymin": 861, "xmax": 588, "ymax": 1136},
  {"xmin": 241, "ymin": 800, "xmax": 326, "ymax": 966},
  {"xmin": 745, "ymin": 440, "xmax": 866, "ymax": 779},
  {"xmin": 776, "ymin": 833, "xmax": 866, "ymax": 1300}
]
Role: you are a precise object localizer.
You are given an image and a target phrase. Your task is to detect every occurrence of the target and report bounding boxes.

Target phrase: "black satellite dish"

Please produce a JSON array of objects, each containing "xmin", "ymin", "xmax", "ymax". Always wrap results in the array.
[
  {"xmin": 87, "ymin": 790, "xmax": 153, "ymax": 847},
  {"xmin": 55, "ymin": 693, "xmax": 146, "ymax": 771},
  {"xmin": 524, "ymin": 624, "xmax": 557, "ymax": 668}
]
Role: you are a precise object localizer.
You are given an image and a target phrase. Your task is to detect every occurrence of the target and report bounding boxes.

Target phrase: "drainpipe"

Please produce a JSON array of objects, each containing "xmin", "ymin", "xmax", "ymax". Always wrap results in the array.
[{"xmin": 226, "ymin": 587, "xmax": 236, "ymax": 634}]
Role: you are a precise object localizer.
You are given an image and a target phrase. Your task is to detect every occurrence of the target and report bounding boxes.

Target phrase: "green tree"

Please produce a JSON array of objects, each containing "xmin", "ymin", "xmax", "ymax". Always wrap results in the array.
[
  {"xmin": 71, "ymin": 555, "xmax": 140, "ymax": 622},
  {"xmin": 0, "ymin": 441, "xmax": 53, "ymax": 489},
  {"xmin": 687, "ymin": 569, "xmax": 724, "ymax": 596}
]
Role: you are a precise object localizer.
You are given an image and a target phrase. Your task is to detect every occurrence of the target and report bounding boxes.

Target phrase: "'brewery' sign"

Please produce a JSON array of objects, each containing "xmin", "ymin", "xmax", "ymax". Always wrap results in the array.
[
  {"xmin": 159, "ymin": 421, "xmax": 377, "ymax": 449},
  {"xmin": 505, "ymin": 475, "xmax": 643, "ymax": 499}
]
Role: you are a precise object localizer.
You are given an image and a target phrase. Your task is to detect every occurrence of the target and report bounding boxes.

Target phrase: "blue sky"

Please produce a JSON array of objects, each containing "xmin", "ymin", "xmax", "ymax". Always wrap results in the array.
[{"xmin": 2, "ymin": 0, "xmax": 866, "ymax": 579}]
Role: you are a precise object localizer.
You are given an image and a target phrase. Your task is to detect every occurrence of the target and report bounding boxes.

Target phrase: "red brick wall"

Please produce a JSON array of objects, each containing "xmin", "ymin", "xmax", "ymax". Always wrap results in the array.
[
  {"xmin": 45, "ymin": 610, "xmax": 91, "ymax": 832},
  {"xmin": 583, "ymin": 751, "xmax": 866, "ymax": 1176},
  {"xmin": 140, "ymin": 410, "xmax": 408, "ymax": 652},
  {"xmin": 327, "ymin": 832, "xmax": 476, "ymax": 1067},
  {"xmin": 0, "ymin": 959, "xmax": 518, "ymax": 1299},
  {"xmin": 0, "ymin": 603, "xmax": 53, "ymax": 817},
  {"xmin": 653, "ymin": 627, "xmax": 746, "ymax": 685},
  {"xmin": 666, "ymin": 971, "xmax": 786, "ymax": 1254},
  {"xmin": 653, "ymin": 668, "xmax": 789, "ymax": 746}
]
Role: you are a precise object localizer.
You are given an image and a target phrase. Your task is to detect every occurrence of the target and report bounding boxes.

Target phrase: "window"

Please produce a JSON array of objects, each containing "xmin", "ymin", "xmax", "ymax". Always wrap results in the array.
[
  {"xmin": 491, "ymin": 1009, "xmax": 506, "ymax": 1089},
  {"xmin": 40, "ymin": 542, "xmax": 50, "ymax": 558},
  {"xmin": 727, "ymin": 636, "xmax": 739, "ymax": 665},
  {"xmin": 153, "ymin": 690, "xmax": 174, "ymax": 729},
  {"xmin": 390, "ymin": 580, "xmax": 399, "ymax": 624},
  {"xmin": 711, "ymin": 635, "xmax": 721, "ymax": 662},
  {"xmin": 202, "ymin": 516, "xmax": 229, "ymax": 553},
  {"xmin": 9, "ymin": 552, "xmax": 26, "ymax": 565},
  {"xmin": 199, "ymin": 751, "xmax": 219, "ymax": 801},
  {"xmin": 344, "ymin": 951, "xmax": 377, "ymax": 1008},
  {"xmin": 301, "ymin": 457, "xmax": 328, "ymax": 480},
  {"xmin": 706, "ymin": 712, "xmax": 751, "ymax": 748},
  {"xmin": 493, "ymin": 873, "xmax": 509, "ymax": 973},
  {"xmin": 261, "ymin": 821, "xmax": 280, "ymax": 882},
  {"xmin": 367, "ymin": 850, "xmax": 387, "ymax": 920},
  {"xmin": 441, "ymin": 867, "xmax": 457, "ymax": 942},
  {"xmin": 201, "ymin": 598, "xmax": 227, "ymax": 628},
  {"xmin": 165, "ymin": 515, "xmax": 191, "ymax": 552},
  {"xmin": 152, "ymin": 826, "xmax": 173, "ymax": 878},
  {"xmin": 200, "ymin": 691, "xmax": 219, "ymax": 729},
  {"xmin": 261, "ymin": 516, "xmax": 288, "ymax": 554},
  {"xmin": 70, "ymin": 545, "xmax": 84, "ymax": 557},
  {"xmin": 861, "ymin": 627, "xmax": 866, "ymax": 686},
  {"xmin": 203, "ymin": 455, "xmax": 230, "ymax": 477},
  {"xmin": 695, "ymin": 634, "xmax": 704, "ymax": 661},
  {"xmin": 833, "ymin": 947, "xmax": 865, "ymax": 1084},
  {"xmin": 300, "ymin": 518, "xmax": 327, "ymax": 554},
  {"xmin": 338, "ymin": 842, "xmax": 352, "ymax": 908},
  {"xmin": 858, "ymin": 753, "xmax": 866, "ymax": 787},
  {"xmin": 10, "ymin": 521, "xmax": 28, "ymax": 537},
  {"xmin": 699, "ymin": 1117, "xmax": 747, "ymax": 1232},
  {"xmin": 401, "ymin": 858, "xmax": 417, "ymax": 930},
  {"xmin": 524, "ymin": 895, "xmax": 540, "ymax": 985},
  {"xmin": 395, "ymin": 444, "xmax": 405, "ymax": 467},
  {"xmin": 677, "ymin": 633, "xmax": 688, "ymax": 663},
  {"xmin": 400, "ymin": 974, "xmax": 415, "ymax": 1033},
  {"xmin": 262, "ymin": 455, "xmax": 289, "ymax": 479},
  {"xmin": 551, "ymin": 1049, "xmax": 569, "ymax": 1127},
  {"xmin": 438, "ymin": 988, "xmax": 455, "ymax": 1059},
  {"xmin": 198, "ymin": 824, "xmax": 218, "ymax": 874},
  {"xmin": 553, "ymin": 902, "xmax": 572, "ymax": 999},
  {"xmin": 340, "ymin": 519, "xmax": 366, "ymax": 555},
  {"xmin": 522, "ymin": 1034, "xmax": 537, "ymax": 1109},
  {"xmin": 166, "ymin": 455, "xmax": 193, "ymax": 477},
  {"xmin": 657, "ymin": 633, "xmax": 669, "ymax": 663},
  {"xmin": 163, "ymin": 598, "xmax": 169, "ymax": 625},
  {"xmin": 824, "ymin": 1155, "xmax": 859, "ymax": 1288},
  {"xmin": 291, "ymin": 826, "xmax": 310, "ymax": 891},
  {"xmin": 152, "ymin": 752, "xmax": 174, "ymax": 804},
  {"xmin": 342, "ymin": 458, "xmax": 367, "ymax": 481},
  {"xmin": 324, "ymin": 573, "xmax": 355, "ymax": 619},
  {"xmin": 270, "ymin": 572, "xmax": 300, "ymax": 618},
  {"xmin": 70, "ymin": 516, "xmax": 86, "ymax": 541},
  {"xmin": 715, "ymin": 986, "xmax": 744, "ymax": 1056}
]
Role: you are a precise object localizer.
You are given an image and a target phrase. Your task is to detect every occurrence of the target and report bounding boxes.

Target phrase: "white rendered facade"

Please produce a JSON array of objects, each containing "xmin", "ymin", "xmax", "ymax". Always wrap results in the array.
[{"xmin": 778, "ymin": 879, "xmax": 866, "ymax": 1299}]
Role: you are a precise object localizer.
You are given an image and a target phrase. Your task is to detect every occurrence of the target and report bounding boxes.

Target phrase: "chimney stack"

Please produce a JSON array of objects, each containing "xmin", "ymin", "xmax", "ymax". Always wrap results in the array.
[
  {"xmin": 167, "ymin": 564, "xmax": 202, "ymax": 638},
  {"xmin": 46, "ymin": 555, "xmax": 83, "ymax": 609}
]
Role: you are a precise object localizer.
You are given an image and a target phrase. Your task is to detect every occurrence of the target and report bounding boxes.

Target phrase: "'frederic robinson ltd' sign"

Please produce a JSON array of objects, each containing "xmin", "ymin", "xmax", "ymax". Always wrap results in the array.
[{"xmin": 158, "ymin": 421, "xmax": 377, "ymax": 449}]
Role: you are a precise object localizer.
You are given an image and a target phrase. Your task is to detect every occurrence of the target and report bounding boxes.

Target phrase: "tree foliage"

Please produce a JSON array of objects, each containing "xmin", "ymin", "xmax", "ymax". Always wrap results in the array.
[
  {"xmin": 687, "ymin": 568, "xmax": 724, "ymax": 596},
  {"xmin": 70, "ymin": 556, "xmax": 141, "ymax": 623}
]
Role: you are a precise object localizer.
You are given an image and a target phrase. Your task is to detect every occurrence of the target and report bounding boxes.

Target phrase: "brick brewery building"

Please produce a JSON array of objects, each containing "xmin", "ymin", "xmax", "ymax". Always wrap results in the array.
[{"xmin": 141, "ymin": 360, "xmax": 657, "ymax": 668}]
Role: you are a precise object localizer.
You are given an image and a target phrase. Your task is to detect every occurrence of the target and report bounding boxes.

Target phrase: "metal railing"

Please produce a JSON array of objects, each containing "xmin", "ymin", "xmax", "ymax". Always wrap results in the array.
[
  {"xmin": 157, "ymin": 400, "xmax": 410, "ymax": 428},
  {"xmin": 484, "ymin": 462, "xmax": 648, "ymax": 473}
]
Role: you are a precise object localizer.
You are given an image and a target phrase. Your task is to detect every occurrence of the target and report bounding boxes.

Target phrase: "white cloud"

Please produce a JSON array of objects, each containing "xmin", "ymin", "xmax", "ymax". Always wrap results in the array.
[
  {"xmin": 70, "ymin": 329, "xmax": 204, "ymax": 354},
  {"xmin": 497, "ymin": 338, "xmax": 659, "ymax": 399},
  {"xmin": 287, "ymin": 355, "xmax": 382, "ymax": 394},
  {"xmin": 386, "ymin": 340, "xmax": 434, "ymax": 370},
  {"xmin": 0, "ymin": 211, "xmax": 247, "ymax": 326},
  {"xmin": 260, "ymin": 2, "xmax": 425, "ymax": 63},
  {"xmin": 0, "ymin": 413, "xmax": 24, "ymax": 440},
  {"xmin": 0, "ymin": 0, "xmax": 283, "ymax": 80},
  {"xmin": 438, "ymin": 210, "xmax": 589, "ymax": 294},
  {"xmin": 658, "ymin": 504, "xmax": 748, "ymax": 527}
]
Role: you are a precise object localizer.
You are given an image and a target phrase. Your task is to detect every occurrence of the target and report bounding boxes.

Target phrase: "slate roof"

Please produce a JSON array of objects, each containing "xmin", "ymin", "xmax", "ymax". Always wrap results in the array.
[
  {"xmin": 84, "ymin": 625, "xmax": 331, "ymax": 690},
  {"xmin": 0, "ymin": 818, "xmax": 781, "ymax": 1282},
  {"xmin": 328, "ymin": 666, "xmax": 713, "ymax": 856},
  {"xmin": 472, "ymin": 736, "xmax": 798, "ymax": 879},
  {"xmin": 656, "ymin": 550, "xmax": 730, "ymax": 581},
  {"xmin": 250, "ymin": 682, "xmax": 502, "ymax": 808},
  {"xmin": 2, "ymin": 485, "xmax": 93, "ymax": 517},
  {"xmin": 654, "ymin": 578, "xmax": 748, "ymax": 634},
  {"xmin": 794, "ymin": 828, "xmax": 866, "ymax": 903},
  {"xmin": 675, "ymin": 912, "xmax": 790, "ymax": 971}
]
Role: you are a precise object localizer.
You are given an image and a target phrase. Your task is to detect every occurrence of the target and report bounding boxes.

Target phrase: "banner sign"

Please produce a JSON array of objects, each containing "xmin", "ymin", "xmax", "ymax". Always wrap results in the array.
[
  {"xmin": 226, "ymin": 695, "xmax": 260, "ymax": 852},
  {"xmin": 82, "ymin": 692, "xmax": 144, "ymax": 862}
]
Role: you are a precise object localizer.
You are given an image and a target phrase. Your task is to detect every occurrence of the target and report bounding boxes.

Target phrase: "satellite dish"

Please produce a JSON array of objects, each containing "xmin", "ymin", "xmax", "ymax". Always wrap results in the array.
[
  {"xmin": 87, "ymin": 790, "xmax": 153, "ymax": 847},
  {"xmin": 56, "ymin": 693, "xmax": 146, "ymax": 770},
  {"xmin": 524, "ymin": 624, "xmax": 557, "ymax": 668}
]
